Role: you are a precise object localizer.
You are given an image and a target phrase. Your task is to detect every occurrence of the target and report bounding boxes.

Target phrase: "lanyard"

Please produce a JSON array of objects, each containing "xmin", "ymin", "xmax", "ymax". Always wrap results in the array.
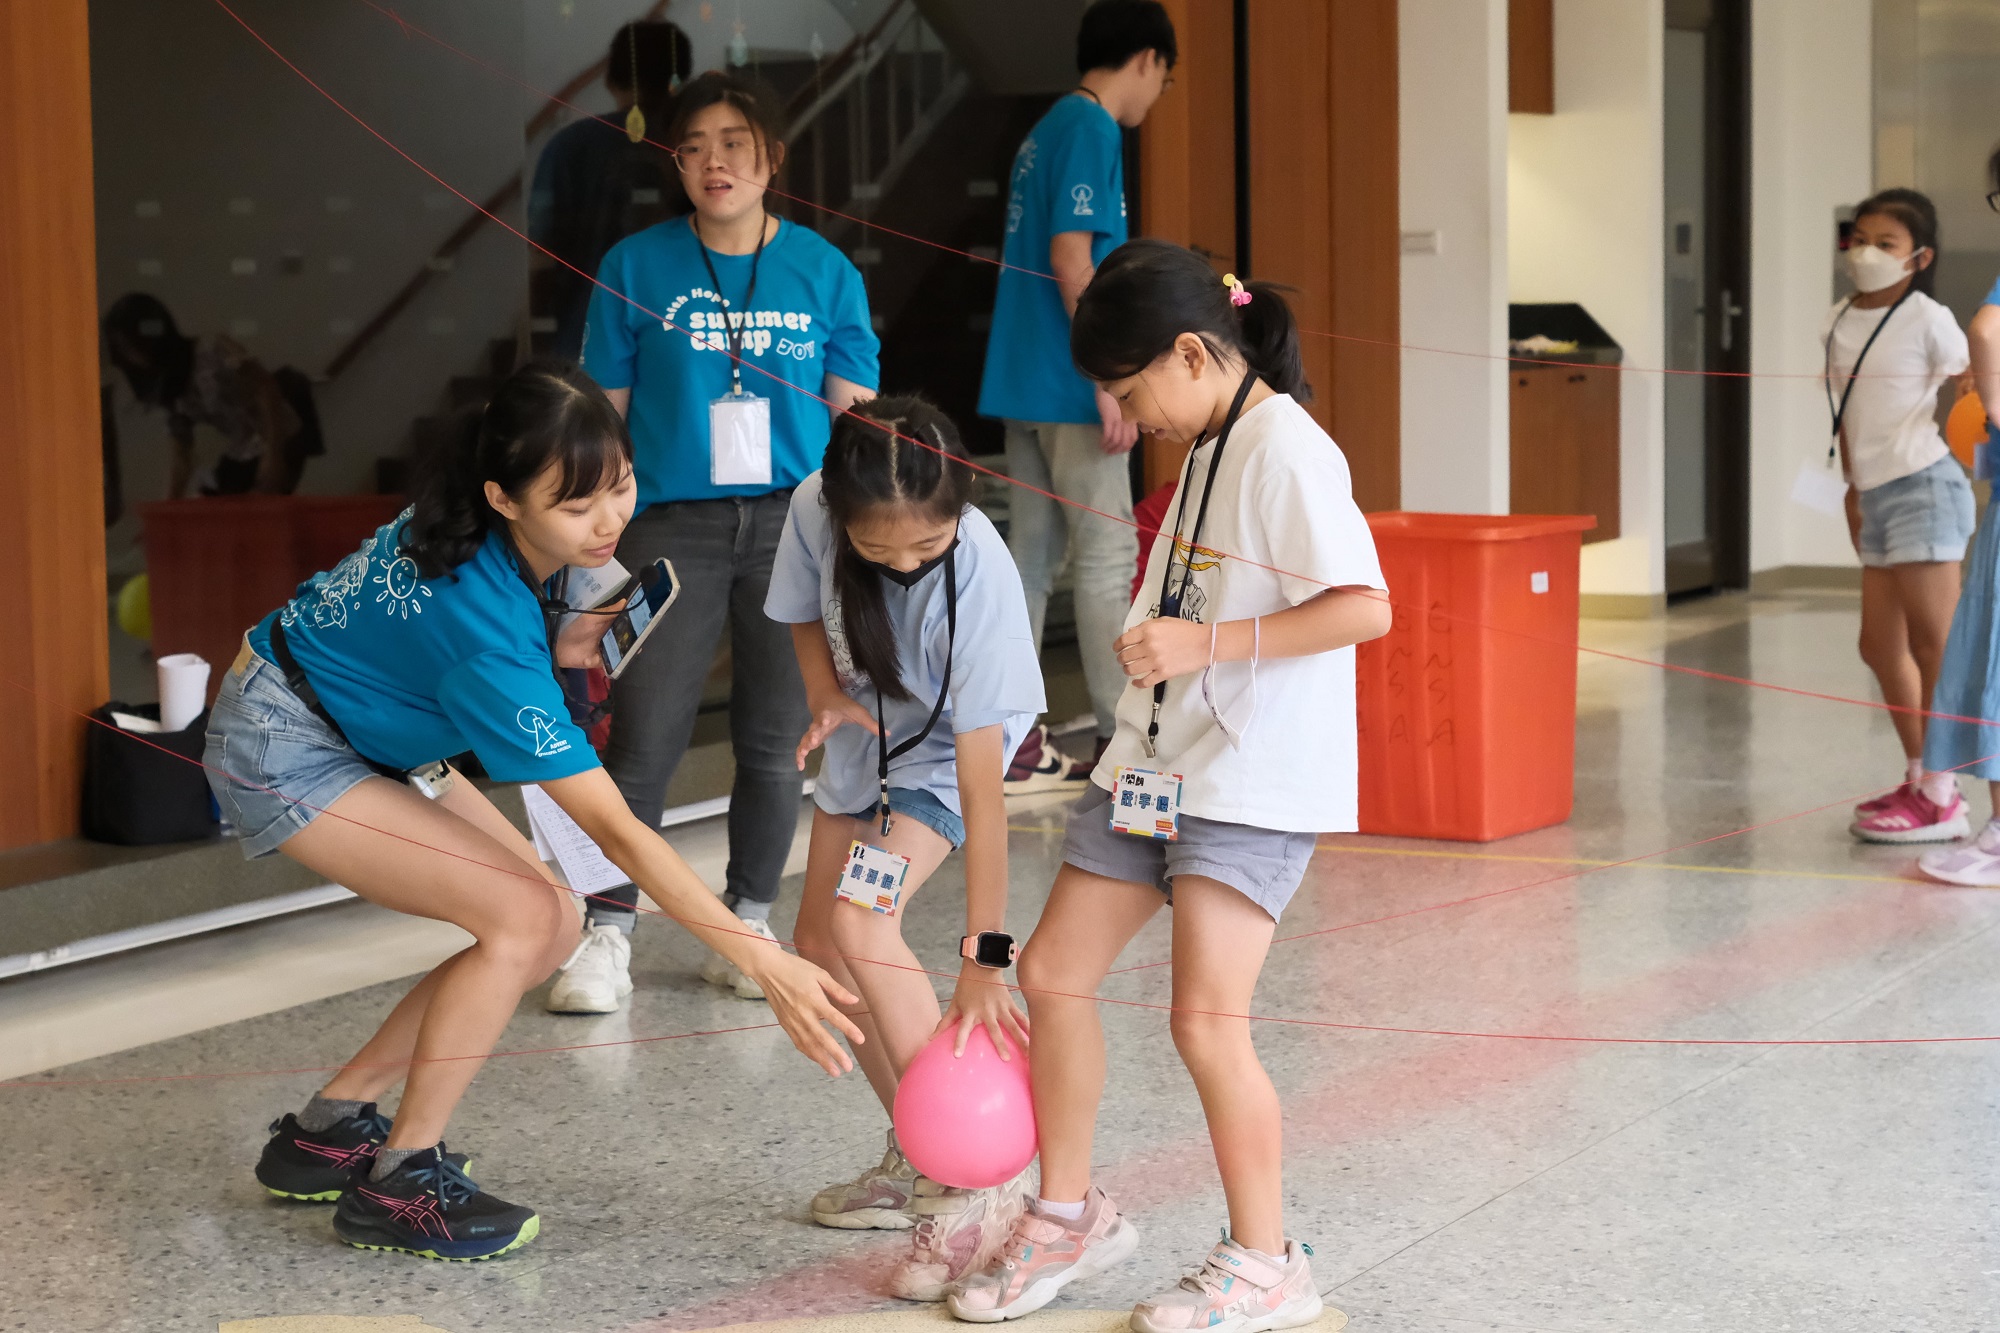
[
  {"xmin": 1146, "ymin": 372, "xmax": 1258, "ymax": 759},
  {"xmin": 874, "ymin": 547, "xmax": 957, "ymax": 835},
  {"xmin": 1823, "ymin": 287, "xmax": 1913, "ymax": 463},
  {"xmin": 503, "ymin": 532, "xmax": 610, "ymax": 727},
  {"xmin": 694, "ymin": 212, "xmax": 768, "ymax": 396}
]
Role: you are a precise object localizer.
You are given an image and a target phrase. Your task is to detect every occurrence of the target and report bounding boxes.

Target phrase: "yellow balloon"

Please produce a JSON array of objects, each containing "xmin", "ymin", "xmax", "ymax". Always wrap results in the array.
[{"xmin": 116, "ymin": 573, "xmax": 151, "ymax": 642}]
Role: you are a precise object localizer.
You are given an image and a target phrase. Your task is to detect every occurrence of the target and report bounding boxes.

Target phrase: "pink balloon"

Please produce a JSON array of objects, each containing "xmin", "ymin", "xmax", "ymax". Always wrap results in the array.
[{"xmin": 892, "ymin": 1023, "xmax": 1038, "ymax": 1189}]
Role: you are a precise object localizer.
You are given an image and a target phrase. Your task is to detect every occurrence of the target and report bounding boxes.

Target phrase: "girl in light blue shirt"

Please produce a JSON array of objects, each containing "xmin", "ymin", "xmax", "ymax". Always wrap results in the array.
[{"xmin": 767, "ymin": 396, "xmax": 1044, "ymax": 1296}]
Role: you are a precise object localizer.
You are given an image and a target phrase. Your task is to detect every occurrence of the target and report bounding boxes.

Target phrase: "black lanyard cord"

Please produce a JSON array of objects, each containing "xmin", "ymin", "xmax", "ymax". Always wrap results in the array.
[
  {"xmin": 1824, "ymin": 287, "xmax": 1914, "ymax": 463},
  {"xmin": 694, "ymin": 212, "xmax": 769, "ymax": 396},
  {"xmin": 1146, "ymin": 372, "xmax": 1258, "ymax": 759},
  {"xmin": 876, "ymin": 547, "xmax": 957, "ymax": 835},
  {"xmin": 503, "ymin": 531, "xmax": 610, "ymax": 727}
]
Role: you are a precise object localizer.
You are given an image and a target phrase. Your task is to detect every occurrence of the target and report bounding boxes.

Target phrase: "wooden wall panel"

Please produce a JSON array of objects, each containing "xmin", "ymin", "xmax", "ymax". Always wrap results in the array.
[
  {"xmin": 1247, "ymin": 0, "xmax": 1400, "ymax": 511},
  {"xmin": 1510, "ymin": 0, "xmax": 1556, "ymax": 113},
  {"xmin": 0, "ymin": 3, "xmax": 110, "ymax": 849},
  {"xmin": 1326, "ymin": 0, "xmax": 1401, "ymax": 511},
  {"xmin": 1140, "ymin": 0, "xmax": 1237, "ymax": 493}
]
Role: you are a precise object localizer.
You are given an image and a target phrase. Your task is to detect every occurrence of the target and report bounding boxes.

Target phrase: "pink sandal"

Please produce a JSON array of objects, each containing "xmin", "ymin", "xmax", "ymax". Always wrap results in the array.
[{"xmin": 1851, "ymin": 786, "xmax": 1969, "ymax": 844}]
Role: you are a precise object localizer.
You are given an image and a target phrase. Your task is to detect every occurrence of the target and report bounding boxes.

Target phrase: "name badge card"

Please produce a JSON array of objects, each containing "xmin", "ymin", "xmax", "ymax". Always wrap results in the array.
[
  {"xmin": 710, "ymin": 391, "xmax": 773, "ymax": 486},
  {"xmin": 1110, "ymin": 765, "xmax": 1184, "ymax": 842},
  {"xmin": 836, "ymin": 840, "xmax": 912, "ymax": 915}
]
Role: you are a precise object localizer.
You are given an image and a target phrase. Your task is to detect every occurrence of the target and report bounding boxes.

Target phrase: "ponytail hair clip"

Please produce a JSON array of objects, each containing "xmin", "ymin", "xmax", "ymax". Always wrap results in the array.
[{"xmin": 1222, "ymin": 273, "xmax": 1251, "ymax": 307}]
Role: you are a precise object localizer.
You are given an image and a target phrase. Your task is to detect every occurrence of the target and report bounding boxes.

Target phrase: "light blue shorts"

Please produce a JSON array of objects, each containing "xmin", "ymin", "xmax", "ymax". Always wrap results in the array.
[
  {"xmin": 844, "ymin": 788, "xmax": 966, "ymax": 849},
  {"xmin": 1857, "ymin": 455, "xmax": 1976, "ymax": 568},
  {"xmin": 203, "ymin": 650, "xmax": 382, "ymax": 858}
]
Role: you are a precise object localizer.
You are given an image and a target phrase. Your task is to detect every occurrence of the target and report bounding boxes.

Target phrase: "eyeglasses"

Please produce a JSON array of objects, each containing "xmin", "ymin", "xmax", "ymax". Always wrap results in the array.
[{"xmin": 675, "ymin": 139, "xmax": 762, "ymax": 172}]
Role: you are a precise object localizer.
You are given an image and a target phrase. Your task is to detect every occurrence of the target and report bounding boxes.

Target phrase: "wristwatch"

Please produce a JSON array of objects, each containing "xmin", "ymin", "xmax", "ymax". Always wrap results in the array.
[{"xmin": 960, "ymin": 931, "xmax": 1018, "ymax": 970}]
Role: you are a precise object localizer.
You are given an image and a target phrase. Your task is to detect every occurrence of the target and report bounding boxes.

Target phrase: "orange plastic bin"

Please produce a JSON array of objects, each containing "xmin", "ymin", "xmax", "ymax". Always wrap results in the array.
[{"xmin": 1356, "ymin": 512, "xmax": 1596, "ymax": 842}]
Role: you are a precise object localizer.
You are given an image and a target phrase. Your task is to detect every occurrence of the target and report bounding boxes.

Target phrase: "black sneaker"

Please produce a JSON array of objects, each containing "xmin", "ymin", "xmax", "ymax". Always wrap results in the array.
[
  {"xmin": 333, "ymin": 1147, "xmax": 539, "ymax": 1261},
  {"xmin": 255, "ymin": 1105, "xmax": 393, "ymax": 1202}
]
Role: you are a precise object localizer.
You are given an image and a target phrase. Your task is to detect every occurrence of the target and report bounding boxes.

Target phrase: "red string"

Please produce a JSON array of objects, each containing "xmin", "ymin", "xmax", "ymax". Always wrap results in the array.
[{"xmin": 347, "ymin": 0, "xmax": 1939, "ymax": 385}]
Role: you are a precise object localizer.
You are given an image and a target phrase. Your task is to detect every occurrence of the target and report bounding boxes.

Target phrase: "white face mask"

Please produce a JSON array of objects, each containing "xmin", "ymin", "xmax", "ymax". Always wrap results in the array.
[{"xmin": 1846, "ymin": 243, "xmax": 1915, "ymax": 294}]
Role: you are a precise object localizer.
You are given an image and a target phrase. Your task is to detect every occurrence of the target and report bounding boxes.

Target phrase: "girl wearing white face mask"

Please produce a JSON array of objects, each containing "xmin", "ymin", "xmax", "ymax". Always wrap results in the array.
[{"xmin": 1832, "ymin": 190, "xmax": 1977, "ymax": 843}]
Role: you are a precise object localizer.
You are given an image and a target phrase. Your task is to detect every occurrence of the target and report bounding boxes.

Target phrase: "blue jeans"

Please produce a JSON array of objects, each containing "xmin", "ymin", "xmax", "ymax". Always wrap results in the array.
[
  {"xmin": 591, "ymin": 494, "xmax": 811, "ymax": 926},
  {"xmin": 1004, "ymin": 419, "xmax": 1138, "ymax": 738},
  {"xmin": 844, "ymin": 787, "xmax": 966, "ymax": 849}
]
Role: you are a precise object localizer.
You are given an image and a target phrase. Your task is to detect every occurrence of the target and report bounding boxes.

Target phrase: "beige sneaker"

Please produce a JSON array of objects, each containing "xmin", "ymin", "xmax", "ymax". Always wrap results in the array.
[
  {"xmin": 948, "ymin": 1186, "xmax": 1138, "ymax": 1322},
  {"xmin": 700, "ymin": 915, "xmax": 777, "ymax": 1000},
  {"xmin": 811, "ymin": 1129, "xmax": 918, "ymax": 1230},
  {"xmin": 888, "ymin": 1172, "xmax": 1029, "ymax": 1302},
  {"xmin": 1128, "ymin": 1236, "xmax": 1322, "ymax": 1333}
]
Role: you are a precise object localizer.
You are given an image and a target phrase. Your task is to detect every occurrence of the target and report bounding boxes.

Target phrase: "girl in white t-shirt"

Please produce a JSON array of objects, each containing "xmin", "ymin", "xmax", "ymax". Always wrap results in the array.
[
  {"xmin": 948, "ymin": 240, "xmax": 1391, "ymax": 1331},
  {"xmin": 1833, "ymin": 191, "xmax": 1977, "ymax": 843}
]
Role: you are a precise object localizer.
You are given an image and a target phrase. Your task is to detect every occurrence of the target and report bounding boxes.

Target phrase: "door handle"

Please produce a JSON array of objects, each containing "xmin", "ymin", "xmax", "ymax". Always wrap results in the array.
[{"xmin": 1719, "ymin": 288, "xmax": 1745, "ymax": 353}]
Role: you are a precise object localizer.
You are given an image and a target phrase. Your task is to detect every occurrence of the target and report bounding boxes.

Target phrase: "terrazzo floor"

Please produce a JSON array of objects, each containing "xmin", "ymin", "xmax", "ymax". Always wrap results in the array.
[{"xmin": 6, "ymin": 590, "xmax": 2000, "ymax": 1331}]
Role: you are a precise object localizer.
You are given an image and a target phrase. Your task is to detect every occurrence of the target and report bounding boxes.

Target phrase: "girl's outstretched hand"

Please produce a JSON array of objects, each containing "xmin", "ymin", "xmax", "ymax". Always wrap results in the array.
[
  {"xmin": 936, "ymin": 960, "xmax": 1031, "ymax": 1059},
  {"xmin": 1114, "ymin": 616, "xmax": 1213, "ymax": 688},
  {"xmin": 796, "ymin": 693, "xmax": 881, "ymax": 770},
  {"xmin": 742, "ymin": 948, "xmax": 865, "ymax": 1076},
  {"xmin": 553, "ymin": 595, "xmax": 629, "ymax": 669}
]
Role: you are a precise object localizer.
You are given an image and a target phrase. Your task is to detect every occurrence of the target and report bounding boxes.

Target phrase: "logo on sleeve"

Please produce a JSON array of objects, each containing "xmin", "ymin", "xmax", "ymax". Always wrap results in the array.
[
  {"xmin": 1070, "ymin": 184, "xmax": 1095, "ymax": 216},
  {"xmin": 516, "ymin": 706, "xmax": 572, "ymax": 758}
]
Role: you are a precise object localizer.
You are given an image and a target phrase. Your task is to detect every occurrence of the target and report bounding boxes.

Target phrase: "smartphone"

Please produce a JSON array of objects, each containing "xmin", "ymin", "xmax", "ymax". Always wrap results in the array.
[{"xmin": 600, "ymin": 558, "xmax": 680, "ymax": 680}]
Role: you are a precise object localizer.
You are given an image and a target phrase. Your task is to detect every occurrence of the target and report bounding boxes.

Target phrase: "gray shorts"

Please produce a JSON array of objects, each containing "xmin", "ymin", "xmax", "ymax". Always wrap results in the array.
[
  {"xmin": 1059, "ymin": 785, "xmax": 1317, "ymax": 921},
  {"xmin": 1858, "ymin": 455, "xmax": 1976, "ymax": 567}
]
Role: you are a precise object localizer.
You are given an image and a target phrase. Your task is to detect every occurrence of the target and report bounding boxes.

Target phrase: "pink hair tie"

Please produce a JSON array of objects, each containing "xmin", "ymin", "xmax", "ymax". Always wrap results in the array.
[{"xmin": 1223, "ymin": 272, "xmax": 1251, "ymax": 307}]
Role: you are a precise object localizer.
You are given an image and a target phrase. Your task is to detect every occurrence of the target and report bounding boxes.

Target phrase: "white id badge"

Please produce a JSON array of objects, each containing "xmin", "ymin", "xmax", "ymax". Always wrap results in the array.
[
  {"xmin": 835, "ymin": 840, "xmax": 912, "ymax": 915},
  {"xmin": 710, "ymin": 391, "xmax": 773, "ymax": 486},
  {"xmin": 1790, "ymin": 460, "xmax": 1849, "ymax": 517},
  {"xmin": 1109, "ymin": 765, "xmax": 1185, "ymax": 842}
]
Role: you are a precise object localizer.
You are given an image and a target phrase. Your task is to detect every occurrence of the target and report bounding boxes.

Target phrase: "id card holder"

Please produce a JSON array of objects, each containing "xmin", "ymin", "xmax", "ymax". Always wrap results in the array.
[
  {"xmin": 710, "ymin": 390, "xmax": 773, "ymax": 486},
  {"xmin": 1109, "ymin": 765, "xmax": 1184, "ymax": 842},
  {"xmin": 407, "ymin": 761, "xmax": 455, "ymax": 801},
  {"xmin": 835, "ymin": 840, "xmax": 912, "ymax": 915}
]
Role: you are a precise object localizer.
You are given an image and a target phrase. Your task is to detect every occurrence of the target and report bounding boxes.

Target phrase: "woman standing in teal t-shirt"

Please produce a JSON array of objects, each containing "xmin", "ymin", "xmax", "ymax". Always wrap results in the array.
[{"xmin": 565, "ymin": 72, "xmax": 880, "ymax": 1012}]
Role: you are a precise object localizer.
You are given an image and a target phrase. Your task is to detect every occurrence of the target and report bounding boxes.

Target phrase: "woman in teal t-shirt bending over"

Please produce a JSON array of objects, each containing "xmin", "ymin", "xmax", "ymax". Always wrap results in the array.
[{"xmin": 205, "ymin": 362, "xmax": 860, "ymax": 1262}]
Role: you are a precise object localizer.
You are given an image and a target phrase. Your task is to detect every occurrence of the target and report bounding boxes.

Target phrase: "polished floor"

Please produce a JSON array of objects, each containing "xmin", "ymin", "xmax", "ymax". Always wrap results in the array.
[{"xmin": 7, "ymin": 589, "xmax": 2000, "ymax": 1332}]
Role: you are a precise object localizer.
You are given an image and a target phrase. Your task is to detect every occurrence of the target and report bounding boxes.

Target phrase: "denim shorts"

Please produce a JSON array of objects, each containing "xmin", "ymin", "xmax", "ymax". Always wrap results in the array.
[
  {"xmin": 844, "ymin": 787, "xmax": 966, "ymax": 849},
  {"xmin": 1059, "ymin": 785, "xmax": 1317, "ymax": 921},
  {"xmin": 1858, "ymin": 455, "xmax": 1976, "ymax": 567},
  {"xmin": 204, "ymin": 648, "xmax": 381, "ymax": 858}
]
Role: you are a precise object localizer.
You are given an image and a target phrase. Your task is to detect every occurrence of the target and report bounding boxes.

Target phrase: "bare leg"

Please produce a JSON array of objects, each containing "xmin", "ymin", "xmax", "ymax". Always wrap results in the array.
[
  {"xmin": 1892, "ymin": 559, "xmax": 1963, "ymax": 734},
  {"xmin": 285, "ymin": 777, "xmax": 577, "ymax": 1150},
  {"xmin": 1859, "ymin": 567, "xmax": 1923, "ymax": 759},
  {"xmin": 825, "ymin": 811, "xmax": 953, "ymax": 1081},
  {"xmin": 1015, "ymin": 865, "xmax": 1163, "ymax": 1203},
  {"xmin": 1167, "ymin": 876, "xmax": 1282, "ymax": 1255}
]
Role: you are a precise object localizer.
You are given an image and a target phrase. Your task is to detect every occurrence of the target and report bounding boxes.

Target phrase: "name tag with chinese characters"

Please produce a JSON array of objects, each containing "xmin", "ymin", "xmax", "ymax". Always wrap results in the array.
[
  {"xmin": 1109, "ymin": 765, "xmax": 1184, "ymax": 842},
  {"xmin": 835, "ymin": 840, "xmax": 912, "ymax": 915}
]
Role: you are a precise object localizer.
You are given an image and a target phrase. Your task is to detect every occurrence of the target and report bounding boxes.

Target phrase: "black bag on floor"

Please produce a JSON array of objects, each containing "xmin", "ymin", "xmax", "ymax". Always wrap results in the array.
[{"xmin": 81, "ymin": 702, "xmax": 217, "ymax": 846}]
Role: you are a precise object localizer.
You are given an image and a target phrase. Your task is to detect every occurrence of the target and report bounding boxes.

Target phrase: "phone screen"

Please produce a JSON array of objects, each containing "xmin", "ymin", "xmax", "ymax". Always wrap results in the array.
[{"xmin": 600, "ymin": 560, "xmax": 677, "ymax": 673}]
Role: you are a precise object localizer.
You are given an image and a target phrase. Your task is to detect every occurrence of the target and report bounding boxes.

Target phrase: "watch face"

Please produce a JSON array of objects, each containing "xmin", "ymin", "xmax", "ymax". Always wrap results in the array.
[{"xmin": 975, "ymin": 933, "xmax": 1015, "ymax": 969}]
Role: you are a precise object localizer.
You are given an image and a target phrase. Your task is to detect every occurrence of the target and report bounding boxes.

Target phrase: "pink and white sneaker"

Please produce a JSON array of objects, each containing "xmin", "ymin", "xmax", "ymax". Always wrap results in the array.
[
  {"xmin": 1129, "ymin": 1236, "xmax": 1326, "ymax": 1333},
  {"xmin": 1850, "ymin": 786, "xmax": 1969, "ymax": 844},
  {"xmin": 1855, "ymin": 782, "xmax": 1912, "ymax": 817},
  {"xmin": 1919, "ymin": 819, "xmax": 2000, "ymax": 887},
  {"xmin": 889, "ymin": 1172, "xmax": 1029, "ymax": 1303},
  {"xmin": 947, "ymin": 1187, "xmax": 1140, "ymax": 1322}
]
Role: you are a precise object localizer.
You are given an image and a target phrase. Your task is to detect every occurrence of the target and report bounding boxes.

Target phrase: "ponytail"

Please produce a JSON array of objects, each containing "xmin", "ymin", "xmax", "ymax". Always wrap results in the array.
[
  {"xmin": 401, "ymin": 359, "xmax": 631, "ymax": 578},
  {"xmin": 819, "ymin": 395, "xmax": 973, "ymax": 701},
  {"xmin": 1070, "ymin": 238, "xmax": 1310, "ymax": 401}
]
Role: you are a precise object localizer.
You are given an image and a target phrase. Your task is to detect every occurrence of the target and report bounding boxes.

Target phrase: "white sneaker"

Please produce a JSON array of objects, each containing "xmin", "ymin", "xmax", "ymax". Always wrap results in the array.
[
  {"xmin": 701, "ymin": 915, "xmax": 778, "ymax": 1000},
  {"xmin": 1919, "ymin": 817, "xmax": 2000, "ymax": 887},
  {"xmin": 546, "ymin": 923, "xmax": 632, "ymax": 1014}
]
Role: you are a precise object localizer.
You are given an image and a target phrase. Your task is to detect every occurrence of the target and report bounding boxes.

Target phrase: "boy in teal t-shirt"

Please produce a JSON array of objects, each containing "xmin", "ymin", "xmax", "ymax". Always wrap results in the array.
[{"xmin": 976, "ymin": 0, "xmax": 1178, "ymax": 783}]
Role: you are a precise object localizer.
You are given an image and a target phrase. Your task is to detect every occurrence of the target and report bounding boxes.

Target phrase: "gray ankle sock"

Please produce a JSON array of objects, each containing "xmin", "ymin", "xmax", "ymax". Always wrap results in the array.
[
  {"xmin": 371, "ymin": 1145, "xmax": 428, "ymax": 1182},
  {"xmin": 722, "ymin": 893, "xmax": 774, "ymax": 923},
  {"xmin": 297, "ymin": 1094, "xmax": 367, "ymax": 1133}
]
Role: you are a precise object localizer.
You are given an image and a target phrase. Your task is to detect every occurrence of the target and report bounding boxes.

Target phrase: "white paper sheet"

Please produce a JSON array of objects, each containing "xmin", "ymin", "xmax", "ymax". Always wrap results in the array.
[
  {"xmin": 1790, "ymin": 461, "xmax": 1849, "ymax": 517},
  {"xmin": 520, "ymin": 783, "xmax": 630, "ymax": 896}
]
